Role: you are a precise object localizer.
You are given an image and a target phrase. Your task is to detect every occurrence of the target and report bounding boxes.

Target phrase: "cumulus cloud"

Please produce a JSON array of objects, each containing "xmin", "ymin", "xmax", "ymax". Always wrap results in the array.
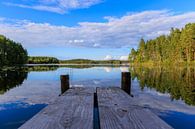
[
  {"xmin": 93, "ymin": 43, "xmax": 100, "ymax": 47},
  {"xmin": 104, "ymin": 55, "xmax": 112, "ymax": 60},
  {"xmin": 120, "ymin": 56, "xmax": 128, "ymax": 60},
  {"xmin": 3, "ymin": 0, "xmax": 102, "ymax": 14},
  {"xmin": 0, "ymin": 10, "xmax": 195, "ymax": 48}
]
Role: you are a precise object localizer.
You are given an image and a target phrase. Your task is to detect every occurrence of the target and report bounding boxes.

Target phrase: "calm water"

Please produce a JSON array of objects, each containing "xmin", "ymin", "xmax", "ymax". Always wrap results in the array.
[{"xmin": 0, "ymin": 65, "xmax": 195, "ymax": 129}]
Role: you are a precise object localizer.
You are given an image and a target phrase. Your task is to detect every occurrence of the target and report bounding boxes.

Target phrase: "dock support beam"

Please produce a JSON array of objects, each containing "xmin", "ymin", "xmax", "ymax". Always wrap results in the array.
[
  {"xmin": 121, "ymin": 72, "xmax": 131, "ymax": 95},
  {"xmin": 60, "ymin": 75, "xmax": 70, "ymax": 94}
]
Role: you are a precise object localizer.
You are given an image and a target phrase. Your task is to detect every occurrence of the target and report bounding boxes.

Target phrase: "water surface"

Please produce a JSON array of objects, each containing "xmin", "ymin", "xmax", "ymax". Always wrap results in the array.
[{"xmin": 0, "ymin": 65, "xmax": 195, "ymax": 129}]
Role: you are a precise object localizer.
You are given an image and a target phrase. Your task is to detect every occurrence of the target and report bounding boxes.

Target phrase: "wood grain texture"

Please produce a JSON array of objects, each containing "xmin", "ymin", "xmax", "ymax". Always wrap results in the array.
[
  {"xmin": 19, "ymin": 87, "xmax": 95, "ymax": 129},
  {"xmin": 97, "ymin": 87, "xmax": 173, "ymax": 129}
]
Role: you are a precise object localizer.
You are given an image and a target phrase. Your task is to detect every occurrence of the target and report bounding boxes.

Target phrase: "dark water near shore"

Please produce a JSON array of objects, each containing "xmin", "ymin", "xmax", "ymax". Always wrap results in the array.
[{"xmin": 0, "ymin": 65, "xmax": 195, "ymax": 129}]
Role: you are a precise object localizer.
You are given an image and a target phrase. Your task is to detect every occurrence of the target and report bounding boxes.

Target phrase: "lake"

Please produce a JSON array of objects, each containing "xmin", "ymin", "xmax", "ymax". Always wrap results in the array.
[{"xmin": 0, "ymin": 65, "xmax": 195, "ymax": 129}]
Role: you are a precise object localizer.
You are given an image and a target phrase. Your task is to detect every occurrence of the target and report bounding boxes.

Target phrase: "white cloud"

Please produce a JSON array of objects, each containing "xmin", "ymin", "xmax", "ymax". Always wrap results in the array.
[
  {"xmin": 0, "ymin": 10, "xmax": 195, "ymax": 49},
  {"xmin": 120, "ymin": 56, "xmax": 128, "ymax": 60},
  {"xmin": 104, "ymin": 55, "xmax": 112, "ymax": 60},
  {"xmin": 3, "ymin": 0, "xmax": 102, "ymax": 14},
  {"xmin": 93, "ymin": 43, "xmax": 100, "ymax": 47}
]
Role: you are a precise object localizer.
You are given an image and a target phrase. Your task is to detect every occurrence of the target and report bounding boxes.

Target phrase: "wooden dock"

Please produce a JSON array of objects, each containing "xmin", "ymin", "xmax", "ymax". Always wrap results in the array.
[
  {"xmin": 19, "ymin": 87, "xmax": 173, "ymax": 129},
  {"xmin": 97, "ymin": 88, "xmax": 172, "ymax": 129},
  {"xmin": 19, "ymin": 73, "xmax": 173, "ymax": 129},
  {"xmin": 19, "ymin": 87, "xmax": 94, "ymax": 129}
]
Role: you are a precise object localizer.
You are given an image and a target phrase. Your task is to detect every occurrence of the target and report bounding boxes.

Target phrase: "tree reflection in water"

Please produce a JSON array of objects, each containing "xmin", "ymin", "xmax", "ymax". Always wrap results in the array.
[
  {"xmin": 0, "ymin": 68, "xmax": 28, "ymax": 94},
  {"xmin": 130, "ymin": 66, "xmax": 195, "ymax": 106},
  {"xmin": 0, "ymin": 66, "xmax": 59, "ymax": 94}
]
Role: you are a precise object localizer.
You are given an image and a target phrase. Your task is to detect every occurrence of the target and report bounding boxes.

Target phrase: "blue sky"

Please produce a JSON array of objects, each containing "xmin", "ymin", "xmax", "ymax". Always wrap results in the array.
[{"xmin": 1, "ymin": 0, "xmax": 195, "ymax": 60}]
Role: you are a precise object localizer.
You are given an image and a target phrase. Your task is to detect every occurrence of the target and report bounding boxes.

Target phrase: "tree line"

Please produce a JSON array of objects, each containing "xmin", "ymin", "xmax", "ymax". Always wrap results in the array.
[
  {"xmin": 28, "ymin": 56, "xmax": 59, "ymax": 64},
  {"xmin": 60, "ymin": 59, "xmax": 127, "ymax": 64},
  {"xmin": 0, "ymin": 35, "xmax": 28, "ymax": 66},
  {"xmin": 129, "ymin": 23, "xmax": 195, "ymax": 64},
  {"xmin": 28, "ymin": 57, "xmax": 128, "ymax": 64}
]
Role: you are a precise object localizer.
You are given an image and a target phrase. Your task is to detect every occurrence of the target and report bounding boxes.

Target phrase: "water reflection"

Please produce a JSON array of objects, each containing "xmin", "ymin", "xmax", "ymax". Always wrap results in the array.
[
  {"xmin": 0, "ymin": 102, "xmax": 46, "ymax": 129},
  {"xmin": 0, "ymin": 66, "xmax": 63, "ymax": 95},
  {"xmin": 103, "ymin": 67, "xmax": 112, "ymax": 72},
  {"xmin": 159, "ymin": 111, "xmax": 195, "ymax": 129},
  {"xmin": 0, "ymin": 69, "xmax": 28, "ymax": 94},
  {"xmin": 27, "ymin": 65, "xmax": 59, "ymax": 72},
  {"xmin": 130, "ymin": 66, "xmax": 195, "ymax": 105},
  {"xmin": 0, "ymin": 65, "xmax": 195, "ymax": 129}
]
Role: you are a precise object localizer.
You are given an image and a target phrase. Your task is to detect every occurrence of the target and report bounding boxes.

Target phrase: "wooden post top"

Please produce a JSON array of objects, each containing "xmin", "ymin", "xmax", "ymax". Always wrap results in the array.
[{"xmin": 60, "ymin": 75, "xmax": 69, "ymax": 78}]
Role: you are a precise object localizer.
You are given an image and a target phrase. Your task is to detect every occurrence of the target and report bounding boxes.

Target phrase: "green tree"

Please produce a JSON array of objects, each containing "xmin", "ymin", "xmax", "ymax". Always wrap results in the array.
[
  {"xmin": 129, "ymin": 23, "xmax": 195, "ymax": 64},
  {"xmin": 137, "ymin": 38, "xmax": 146, "ymax": 62},
  {"xmin": 129, "ymin": 48, "xmax": 137, "ymax": 62},
  {"xmin": 0, "ymin": 35, "xmax": 28, "ymax": 66},
  {"xmin": 28, "ymin": 56, "xmax": 59, "ymax": 64}
]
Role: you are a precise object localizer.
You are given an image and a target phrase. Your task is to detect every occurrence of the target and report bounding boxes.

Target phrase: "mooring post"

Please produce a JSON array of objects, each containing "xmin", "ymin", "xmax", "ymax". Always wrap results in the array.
[
  {"xmin": 121, "ymin": 72, "xmax": 131, "ymax": 95},
  {"xmin": 60, "ymin": 75, "xmax": 69, "ymax": 94}
]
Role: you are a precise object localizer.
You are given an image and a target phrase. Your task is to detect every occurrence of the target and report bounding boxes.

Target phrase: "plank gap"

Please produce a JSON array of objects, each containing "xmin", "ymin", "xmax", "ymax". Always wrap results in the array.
[{"xmin": 93, "ymin": 90, "xmax": 101, "ymax": 129}]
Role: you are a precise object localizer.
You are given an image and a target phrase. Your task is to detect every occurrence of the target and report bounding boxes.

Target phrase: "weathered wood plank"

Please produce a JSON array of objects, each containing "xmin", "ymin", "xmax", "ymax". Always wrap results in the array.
[
  {"xmin": 97, "ymin": 87, "xmax": 173, "ymax": 129},
  {"xmin": 19, "ymin": 87, "xmax": 95, "ymax": 129}
]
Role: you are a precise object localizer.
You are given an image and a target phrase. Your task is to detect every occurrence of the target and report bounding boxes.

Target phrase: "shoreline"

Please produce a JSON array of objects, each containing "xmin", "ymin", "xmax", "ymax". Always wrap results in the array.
[{"xmin": 25, "ymin": 63, "xmax": 130, "ymax": 66}]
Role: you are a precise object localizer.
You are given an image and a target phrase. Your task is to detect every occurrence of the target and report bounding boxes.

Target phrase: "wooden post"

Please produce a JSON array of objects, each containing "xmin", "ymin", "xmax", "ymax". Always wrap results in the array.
[
  {"xmin": 121, "ymin": 72, "xmax": 131, "ymax": 95},
  {"xmin": 60, "ymin": 75, "xmax": 69, "ymax": 94}
]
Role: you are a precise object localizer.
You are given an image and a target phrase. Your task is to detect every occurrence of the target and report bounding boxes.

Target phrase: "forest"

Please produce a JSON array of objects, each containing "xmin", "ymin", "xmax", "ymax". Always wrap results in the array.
[
  {"xmin": 28, "ymin": 57, "xmax": 128, "ymax": 64},
  {"xmin": 28, "ymin": 56, "xmax": 59, "ymax": 64},
  {"xmin": 129, "ymin": 23, "xmax": 195, "ymax": 64},
  {"xmin": 60, "ymin": 59, "xmax": 127, "ymax": 64},
  {"xmin": 0, "ymin": 35, "xmax": 28, "ymax": 66}
]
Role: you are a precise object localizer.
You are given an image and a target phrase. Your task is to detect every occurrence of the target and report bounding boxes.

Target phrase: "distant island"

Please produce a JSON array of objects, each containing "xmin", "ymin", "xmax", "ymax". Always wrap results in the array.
[
  {"xmin": 129, "ymin": 23, "xmax": 195, "ymax": 65},
  {"xmin": 28, "ymin": 56, "xmax": 129, "ymax": 65}
]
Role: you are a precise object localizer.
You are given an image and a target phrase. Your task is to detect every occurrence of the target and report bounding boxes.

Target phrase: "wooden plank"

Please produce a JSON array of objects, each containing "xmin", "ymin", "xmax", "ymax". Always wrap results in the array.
[
  {"xmin": 97, "ymin": 87, "xmax": 173, "ymax": 129},
  {"xmin": 19, "ymin": 87, "xmax": 95, "ymax": 129}
]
